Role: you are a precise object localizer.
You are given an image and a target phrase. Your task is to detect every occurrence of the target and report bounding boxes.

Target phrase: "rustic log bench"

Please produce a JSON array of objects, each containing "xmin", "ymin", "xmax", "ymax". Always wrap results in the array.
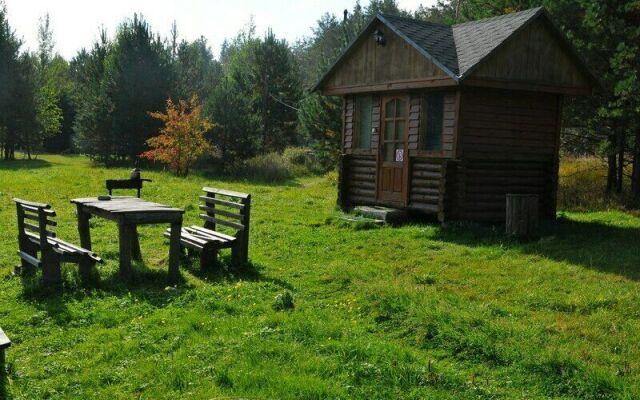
[
  {"xmin": 165, "ymin": 187, "xmax": 251, "ymax": 269},
  {"xmin": 0, "ymin": 327, "xmax": 9, "ymax": 369},
  {"xmin": 106, "ymin": 177, "xmax": 152, "ymax": 198},
  {"xmin": 14, "ymin": 198, "xmax": 102, "ymax": 284}
]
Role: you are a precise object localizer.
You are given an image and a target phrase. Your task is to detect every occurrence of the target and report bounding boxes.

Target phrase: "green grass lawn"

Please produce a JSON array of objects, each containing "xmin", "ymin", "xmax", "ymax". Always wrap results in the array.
[{"xmin": 1, "ymin": 154, "xmax": 639, "ymax": 399}]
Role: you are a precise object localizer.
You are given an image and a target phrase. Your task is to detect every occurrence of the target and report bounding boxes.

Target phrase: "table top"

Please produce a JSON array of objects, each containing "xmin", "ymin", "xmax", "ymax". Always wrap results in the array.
[{"xmin": 71, "ymin": 196, "xmax": 184, "ymax": 215}]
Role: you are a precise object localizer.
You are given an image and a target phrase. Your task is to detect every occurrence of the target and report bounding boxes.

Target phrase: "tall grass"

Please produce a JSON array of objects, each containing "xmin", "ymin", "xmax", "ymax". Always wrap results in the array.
[{"xmin": 558, "ymin": 156, "xmax": 632, "ymax": 212}]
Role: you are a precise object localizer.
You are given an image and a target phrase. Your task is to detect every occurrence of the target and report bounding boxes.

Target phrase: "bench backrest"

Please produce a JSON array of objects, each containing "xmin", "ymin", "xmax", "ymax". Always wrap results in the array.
[
  {"xmin": 199, "ymin": 187, "xmax": 251, "ymax": 242},
  {"xmin": 14, "ymin": 198, "xmax": 57, "ymax": 250},
  {"xmin": 106, "ymin": 178, "xmax": 152, "ymax": 198}
]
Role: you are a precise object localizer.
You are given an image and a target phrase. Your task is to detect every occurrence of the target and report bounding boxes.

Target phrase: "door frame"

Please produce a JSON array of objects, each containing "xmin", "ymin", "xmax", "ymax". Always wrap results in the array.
[{"xmin": 376, "ymin": 94, "xmax": 410, "ymax": 207}]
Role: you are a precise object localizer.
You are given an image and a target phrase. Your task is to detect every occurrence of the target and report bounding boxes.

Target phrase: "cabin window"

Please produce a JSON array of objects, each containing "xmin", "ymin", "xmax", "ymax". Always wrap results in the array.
[
  {"xmin": 355, "ymin": 96, "xmax": 372, "ymax": 149},
  {"xmin": 421, "ymin": 93, "xmax": 444, "ymax": 151}
]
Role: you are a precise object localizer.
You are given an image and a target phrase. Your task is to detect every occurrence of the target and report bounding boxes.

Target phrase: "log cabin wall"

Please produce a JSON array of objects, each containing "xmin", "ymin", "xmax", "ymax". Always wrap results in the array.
[
  {"xmin": 340, "ymin": 90, "xmax": 459, "ymax": 213},
  {"xmin": 339, "ymin": 95, "xmax": 379, "ymax": 207},
  {"xmin": 452, "ymin": 87, "xmax": 561, "ymax": 222}
]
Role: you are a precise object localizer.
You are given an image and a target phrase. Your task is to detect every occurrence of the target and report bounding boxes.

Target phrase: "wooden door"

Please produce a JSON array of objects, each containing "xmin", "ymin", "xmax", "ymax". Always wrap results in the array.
[{"xmin": 377, "ymin": 96, "xmax": 409, "ymax": 205}]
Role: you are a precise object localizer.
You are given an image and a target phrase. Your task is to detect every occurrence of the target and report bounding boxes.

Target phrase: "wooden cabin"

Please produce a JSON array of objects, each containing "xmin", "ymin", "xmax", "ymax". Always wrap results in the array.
[{"xmin": 313, "ymin": 7, "xmax": 597, "ymax": 223}]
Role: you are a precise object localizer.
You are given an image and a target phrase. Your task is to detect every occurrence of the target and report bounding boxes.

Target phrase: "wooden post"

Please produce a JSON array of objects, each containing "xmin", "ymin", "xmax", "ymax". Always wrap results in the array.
[
  {"xmin": 337, "ymin": 155, "xmax": 350, "ymax": 210},
  {"xmin": 130, "ymin": 225, "xmax": 141, "ymax": 261},
  {"xmin": 16, "ymin": 203, "xmax": 37, "ymax": 273},
  {"xmin": 77, "ymin": 205, "xmax": 92, "ymax": 251},
  {"xmin": 505, "ymin": 194, "xmax": 539, "ymax": 239},
  {"xmin": 168, "ymin": 219, "xmax": 182, "ymax": 283},
  {"xmin": 39, "ymin": 208, "xmax": 61, "ymax": 284},
  {"xmin": 232, "ymin": 195, "xmax": 251, "ymax": 266},
  {"xmin": 118, "ymin": 223, "xmax": 132, "ymax": 281}
]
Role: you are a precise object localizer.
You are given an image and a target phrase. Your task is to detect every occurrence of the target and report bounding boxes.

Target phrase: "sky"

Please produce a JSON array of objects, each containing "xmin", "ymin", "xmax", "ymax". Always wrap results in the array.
[{"xmin": 4, "ymin": 0, "xmax": 436, "ymax": 60}]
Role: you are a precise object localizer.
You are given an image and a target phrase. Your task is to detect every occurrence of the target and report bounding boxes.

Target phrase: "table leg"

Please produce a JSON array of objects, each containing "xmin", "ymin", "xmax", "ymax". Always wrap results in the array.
[
  {"xmin": 168, "ymin": 221, "xmax": 182, "ymax": 283},
  {"xmin": 131, "ymin": 225, "xmax": 141, "ymax": 261},
  {"xmin": 118, "ymin": 223, "xmax": 132, "ymax": 281},
  {"xmin": 77, "ymin": 206, "xmax": 92, "ymax": 251}
]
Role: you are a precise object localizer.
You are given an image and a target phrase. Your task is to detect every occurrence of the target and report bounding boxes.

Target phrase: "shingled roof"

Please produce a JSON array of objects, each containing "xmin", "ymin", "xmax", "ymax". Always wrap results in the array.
[
  {"xmin": 313, "ymin": 7, "xmax": 595, "ymax": 91},
  {"xmin": 380, "ymin": 7, "xmax": 543, "ymax": 79}
]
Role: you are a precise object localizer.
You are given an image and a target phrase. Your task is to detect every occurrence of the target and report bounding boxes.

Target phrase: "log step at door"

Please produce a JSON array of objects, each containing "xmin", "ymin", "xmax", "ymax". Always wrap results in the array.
[{"xmin": 355, "ymin": 206, "xmax": 409, "ymax": 226}]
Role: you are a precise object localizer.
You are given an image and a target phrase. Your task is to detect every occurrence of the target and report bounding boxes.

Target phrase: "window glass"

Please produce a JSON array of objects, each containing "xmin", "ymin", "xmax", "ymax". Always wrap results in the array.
[
  {"xmin": 422, "ymin": 93, "xmax": 444, "ymax": 151},
  {"xmin": 355, "ymin": 96, "xmax": 372, "ymax": 149}
]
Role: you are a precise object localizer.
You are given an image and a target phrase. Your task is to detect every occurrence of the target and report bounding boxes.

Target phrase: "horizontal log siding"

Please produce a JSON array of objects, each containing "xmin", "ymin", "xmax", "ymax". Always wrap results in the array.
[
  {"xmin": 460, "ymin": 89, "xmax": 559, "ymax": 161},
  {"xmin": 408, "ymin": 158, "xmax": 444, "ymax": 214},
  {"xmin": 457, "ymin": 88, "xmax": 561, "ymax": 222},
  {"xmin": 344, "ymin": 155, "xmax": 377, "ymax": 206}
]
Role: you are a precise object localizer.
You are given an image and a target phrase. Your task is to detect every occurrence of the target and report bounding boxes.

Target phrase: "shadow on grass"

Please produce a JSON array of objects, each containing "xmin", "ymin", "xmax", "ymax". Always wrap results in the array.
[
  {"xmin": 18, "ymin": 260, "xmax": 191, "ymax": 327},
  {"xmin": 183, "ymin": 253, "xmax": 294, "ymax": 290},
  {"xmin": 0, "ymin": 158, "xmax": 51, "ymax": 170},
  {"xmin": 0, "ymin": 369, "xmax": 9, "ymax": 400},
  {"xmin": 17, "ymin": 252, "xmax": 291, "ymax": 327},
  {"xmin": 436, "ymin": 216, "xmax": 640, "ymax": 281}
]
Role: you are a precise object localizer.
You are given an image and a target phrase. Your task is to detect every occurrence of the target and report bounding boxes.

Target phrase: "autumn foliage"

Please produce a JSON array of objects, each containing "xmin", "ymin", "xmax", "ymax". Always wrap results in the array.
[{"xmin": 141, "ymin": 95, "xmax": 213, "ymax": 176}]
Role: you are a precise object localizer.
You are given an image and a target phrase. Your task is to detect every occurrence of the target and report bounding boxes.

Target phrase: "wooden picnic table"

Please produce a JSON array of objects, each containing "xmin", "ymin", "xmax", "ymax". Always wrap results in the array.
[{"xmin": 70, "ymin": 197, "xmax": 184, "ymax": 283}]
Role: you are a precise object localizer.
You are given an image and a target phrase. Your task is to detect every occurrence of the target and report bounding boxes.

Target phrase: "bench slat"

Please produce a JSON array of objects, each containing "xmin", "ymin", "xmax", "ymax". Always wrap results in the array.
[
  {"xmin": 202, "ymin": 187, "xmax": 249, "ymax": 199},
  {"xmin": 199, "ymin": 215, "xmax": 245, "ymax": 231},
  {"xmin": 18, "ymin": 251, "xmax": 42, "ymax": 268},
  {"xmin": 198, "ymin": 205, "xmax": 244, "ymax": 221},
  {"xmin": 13, "ymin": 198, "xmax": 51, "ymax": 209},
  {"xmin": 22, "ymin": 213, "xmax": 57, "ymax": 226},
  {"xmin": 187, "ymin": 226, "xmax": 236, "ymax": 241},
  {"xmin": 23, "ymin": 223, "xmax": 56, "ymax": 237},
  {"xmin": 20, "ymin": 204, "xmax": 56, "ymax": 216},
  {"xmin": 199, "ymin": 196, "xmax": 245, "ymax": 210}
]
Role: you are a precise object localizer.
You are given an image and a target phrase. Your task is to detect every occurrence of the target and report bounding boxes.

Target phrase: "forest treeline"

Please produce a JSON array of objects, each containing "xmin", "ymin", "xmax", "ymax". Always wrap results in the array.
[{"xmin": 0, "ymin": 0, "xmax": 639, "ymax": 202}]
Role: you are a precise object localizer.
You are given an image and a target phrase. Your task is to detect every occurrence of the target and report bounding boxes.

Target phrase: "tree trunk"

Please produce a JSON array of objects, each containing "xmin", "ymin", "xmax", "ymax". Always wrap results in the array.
[
  {"xmin": 616, "ymin": 127, "xmax": 625, "ymax": 194},
  {"xmin": 632, "ymin": 129, "xmax": 640, "ymax": 206},
  {"xmin": 607, "ymin": 134, "xmax": 617, "ymax": 193}
]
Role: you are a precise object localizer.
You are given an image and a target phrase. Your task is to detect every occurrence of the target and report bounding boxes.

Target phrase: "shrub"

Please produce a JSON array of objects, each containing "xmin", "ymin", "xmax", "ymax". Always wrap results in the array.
[
  {"xmin": 242, "ymin": 152, "xmax": 292, "ymax": 183},
  {"xmin": 272, "ymin": 291, "xmax": 295, "ymax": 311},
  {"xmin": 283, "ymin": 146, "xmax": 321, "ymax": 175}
]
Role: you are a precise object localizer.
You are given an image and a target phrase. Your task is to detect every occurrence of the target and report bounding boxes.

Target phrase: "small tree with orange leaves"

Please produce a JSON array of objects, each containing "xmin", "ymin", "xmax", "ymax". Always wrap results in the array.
[{"xmin": 141, "ymin": 95, "xmax": 213, "ymax": 176}]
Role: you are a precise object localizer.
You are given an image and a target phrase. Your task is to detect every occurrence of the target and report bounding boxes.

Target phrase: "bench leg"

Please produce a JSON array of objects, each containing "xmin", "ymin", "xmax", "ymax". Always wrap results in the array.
[
  {"xmin": 119, "ymin": 223, "xmax": 132, "ymax": 281},
  {"xmin": 130, "ymin": 226, "xmax": 141, "ymax": 261},
  {"xmin": 0, "ymin": 349, "xmax": 5, "ymax": 373},
  {"xmin": 231, "ymin": 243, "xmax": 248, "ymax": 267},
  {"xmin": 79, "ymin": 259, "xmax": 96, "ymax": 284},
  {"xmin": 168, "ymin": 221, "xmax": 182, "ymax": 284},
  {"xmin": 42, "ymin": 251, "xmax": 62, "ymax": 284},
  {"xmin": 200, "ymin": 246, "xmax": 218, "ymax": 271},
  {"xmin": 18, "ymin": 238, "xmax": 38, "ymax": 274}
]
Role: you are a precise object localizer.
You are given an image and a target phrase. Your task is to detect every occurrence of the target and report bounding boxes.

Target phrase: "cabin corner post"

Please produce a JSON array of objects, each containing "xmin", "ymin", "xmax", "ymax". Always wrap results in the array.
[
  {"xmin": 337, "ymin": 154, "xmax": 351, "ymax": 210},
  {"xmin": 549, "ymin": 95, "xmax": 563, "ymax": 220}
]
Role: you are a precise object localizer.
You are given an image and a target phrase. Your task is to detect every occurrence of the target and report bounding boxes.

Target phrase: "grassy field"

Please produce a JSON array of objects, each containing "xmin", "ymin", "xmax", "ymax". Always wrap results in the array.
[{"xmin": 1, "ymin": 154, "xmax": 639, "ymax": 399}]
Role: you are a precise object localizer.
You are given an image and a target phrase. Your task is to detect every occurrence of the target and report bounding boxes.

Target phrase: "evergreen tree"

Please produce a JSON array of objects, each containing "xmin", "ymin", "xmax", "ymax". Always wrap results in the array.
[
  {"xmin": 70, "ymin": 30, "xmax": 113, "ymax": 161},
  {"xmin": 173, "ymin": 36, "xmax": 222, "ymax": 102},
  {"xmin": 104, "ymin": 14, "xmax": 172, "ymax": 161},
  {"xmin": 0, "ymin": 1, "xmax": 23, "ymax": 160}
]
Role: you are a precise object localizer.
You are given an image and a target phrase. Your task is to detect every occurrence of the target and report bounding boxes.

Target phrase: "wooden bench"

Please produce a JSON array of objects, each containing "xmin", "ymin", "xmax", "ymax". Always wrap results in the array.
[
  {"xmin": 106, "ymin": 177, "xmax": 152, "ymax": 198},
  {"xmin": 0, "ymin": 327, "xmax": 9, "ymax": 368},
  {"xmin": 14, "ymin": 198, "xmax": 102, "ymax": 284},
  {"xmin": 165, "ymin": 187, "xmax": 251, "ymax": 268}
]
